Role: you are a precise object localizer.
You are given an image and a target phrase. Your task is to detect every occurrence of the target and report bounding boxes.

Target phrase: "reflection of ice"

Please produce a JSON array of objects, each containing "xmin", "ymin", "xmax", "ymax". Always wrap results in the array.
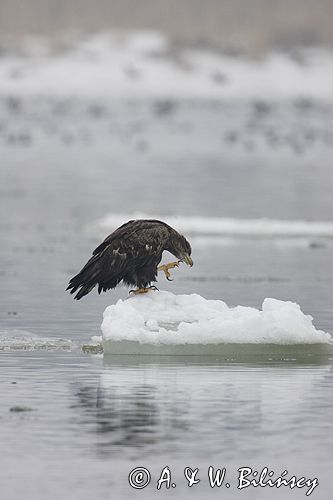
[
  {"xmin": 102, "ymin": 291, "xmax": 333, "ymax": 355},
  {"xmin": 90, "ymin": 357, "xmax": 333, "ymax": 461}
]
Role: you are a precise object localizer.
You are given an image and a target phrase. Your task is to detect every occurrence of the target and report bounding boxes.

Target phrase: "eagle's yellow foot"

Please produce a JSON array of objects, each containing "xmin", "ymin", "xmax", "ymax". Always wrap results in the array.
[
  {"xmin": 157, "ymin": 261, "xmax": 181, "ymax": 281},
  {"xmin": 129, "ymin": 286, "xmax": 159, "ymax": 295}
]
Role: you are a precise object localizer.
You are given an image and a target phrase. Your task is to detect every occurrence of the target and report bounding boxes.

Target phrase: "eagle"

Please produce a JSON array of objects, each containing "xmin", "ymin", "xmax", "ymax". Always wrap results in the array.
[{"xmin": 67, "ymin": 219, "xmax": 193, "ymax": 300}]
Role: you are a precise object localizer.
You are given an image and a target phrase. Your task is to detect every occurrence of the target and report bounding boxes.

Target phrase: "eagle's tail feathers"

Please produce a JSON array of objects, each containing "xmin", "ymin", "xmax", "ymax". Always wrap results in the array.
[
  {"xmin": 67, "ymin": 254, "xmax": 102, "ymax": 300},
  {"xmin": 73, "ymin": 283, "xmax": 96, "ymax": 300},
  {"xmin": 67, "ymin": 249, "xmax": 125, "ymax": 299}
]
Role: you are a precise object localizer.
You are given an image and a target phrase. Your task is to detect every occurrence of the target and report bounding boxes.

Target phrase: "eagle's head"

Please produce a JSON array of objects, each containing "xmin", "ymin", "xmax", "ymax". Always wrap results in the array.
[{"xmin": 168, "ymin": 231, "xmax": 193, "ymax": 267}]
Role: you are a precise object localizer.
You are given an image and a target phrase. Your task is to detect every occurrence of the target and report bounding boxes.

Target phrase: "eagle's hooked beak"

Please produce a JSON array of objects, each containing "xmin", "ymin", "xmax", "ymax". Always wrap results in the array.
[{"xmin": 182, "ymin": 254, "xmax": 193, "ymax": 267}]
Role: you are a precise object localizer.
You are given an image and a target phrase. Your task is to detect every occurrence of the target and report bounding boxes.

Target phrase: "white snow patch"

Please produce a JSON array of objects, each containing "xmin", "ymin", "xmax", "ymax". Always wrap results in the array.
[
  {"xmin": 101, "ymin": 291, "xmax": 332, "ymax": 347},
  {"xmin": 1, "ymin": 32, "xmax": 333, "ymax": 100}
]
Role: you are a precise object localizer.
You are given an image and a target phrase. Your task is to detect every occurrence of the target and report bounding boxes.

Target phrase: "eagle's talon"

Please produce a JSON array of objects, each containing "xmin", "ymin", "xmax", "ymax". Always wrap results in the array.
[
  {"xmin": 129, "ymin": 286, "xmax": 158, "ymax": 295},
  {"xmin": 157, "ymin": 260, "xmax": 181, "ymax": 281}
]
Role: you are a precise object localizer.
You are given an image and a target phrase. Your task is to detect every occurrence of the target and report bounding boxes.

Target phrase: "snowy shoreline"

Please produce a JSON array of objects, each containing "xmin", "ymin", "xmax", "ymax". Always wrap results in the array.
[{"xmin": 1, "ymin": 32, "xmax": 333, "ymax": 101}]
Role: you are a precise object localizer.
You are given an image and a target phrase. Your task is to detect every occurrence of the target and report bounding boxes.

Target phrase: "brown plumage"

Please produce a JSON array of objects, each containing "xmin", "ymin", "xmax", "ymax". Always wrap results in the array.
[{"xmin": 67, "ymin": 219, "xmax": 193, "ymax": 299}]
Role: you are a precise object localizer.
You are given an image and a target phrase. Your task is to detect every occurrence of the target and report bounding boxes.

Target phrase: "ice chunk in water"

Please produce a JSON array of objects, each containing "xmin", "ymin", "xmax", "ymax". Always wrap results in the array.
[
  {"xmin": 0, "ymin": 330, "xmax": 74, "ymax": 351},
  {"xmin": 101, "ymin": 291, "xmax": 332, "ymax": 352}
]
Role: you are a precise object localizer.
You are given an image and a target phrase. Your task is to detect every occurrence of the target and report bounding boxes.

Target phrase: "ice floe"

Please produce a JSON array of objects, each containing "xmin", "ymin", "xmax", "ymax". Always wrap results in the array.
[
  {"xmin": 102, "ymin": 291, "xmax": 333, "ymax": 355},
  {"xmin": 96, "ymin": 213, "xmax": 333, "ymax": 239},
  {"xmin": 0, "ymin": 330, "xmax": 74, "ymax": 351}
]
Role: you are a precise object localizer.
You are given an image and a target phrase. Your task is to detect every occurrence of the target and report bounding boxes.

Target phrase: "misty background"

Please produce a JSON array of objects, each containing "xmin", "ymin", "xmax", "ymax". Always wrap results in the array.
[{"xmin": 1, "ymin": 0, "xmax": 333, "ymax": 54}]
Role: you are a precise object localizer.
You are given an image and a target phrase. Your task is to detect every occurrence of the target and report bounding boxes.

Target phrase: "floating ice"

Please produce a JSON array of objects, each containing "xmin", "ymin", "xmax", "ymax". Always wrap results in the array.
[
  {"xmin": 96, "ymin": 213, "xmax": 333, "ymax": 239},
  {"xmin": 102, "ymin": 291, "xmax": 333, "ymax": 355},
  {"xmin": 0, "ymin": 330, "xmax": 74, "ymax": 351}
]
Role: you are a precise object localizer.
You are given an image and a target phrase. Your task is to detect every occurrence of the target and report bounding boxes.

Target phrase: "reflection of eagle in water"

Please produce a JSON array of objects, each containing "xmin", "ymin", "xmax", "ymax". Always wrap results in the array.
[{"xmin": 67, "ymin": 219, "xmax": 193, "ymax": 300}]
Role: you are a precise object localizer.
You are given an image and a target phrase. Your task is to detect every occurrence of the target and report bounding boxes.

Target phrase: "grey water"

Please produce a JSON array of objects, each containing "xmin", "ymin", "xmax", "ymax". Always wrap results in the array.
[{"xmin": 1, "ymin": 97, "xmax": 333, "ymax": 499}]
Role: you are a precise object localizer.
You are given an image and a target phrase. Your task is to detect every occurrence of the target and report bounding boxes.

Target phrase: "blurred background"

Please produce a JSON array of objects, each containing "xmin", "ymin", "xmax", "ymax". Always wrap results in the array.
[{"xmin": 1, "ymin": 0, "xmax": 333, "ymax": 53}]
